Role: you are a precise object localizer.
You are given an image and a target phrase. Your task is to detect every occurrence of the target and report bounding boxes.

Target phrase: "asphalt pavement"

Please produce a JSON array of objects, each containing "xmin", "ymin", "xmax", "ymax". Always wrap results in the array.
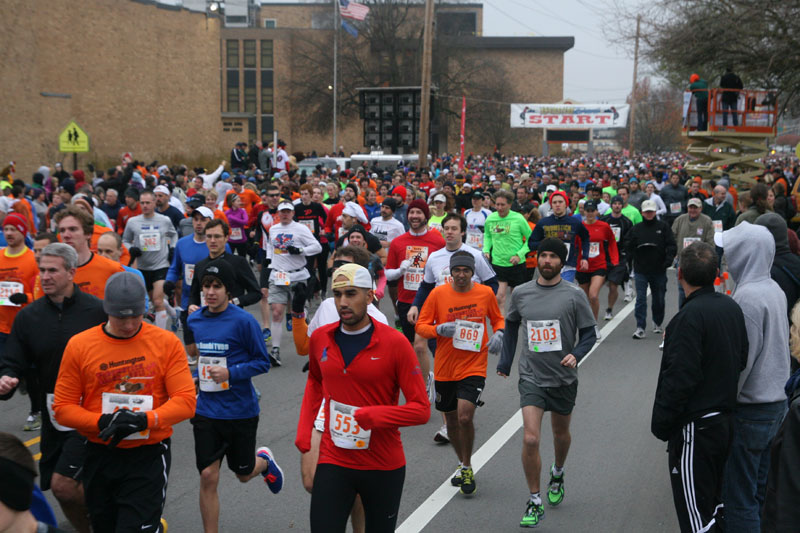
[{"xmin": 0, "ymin": 272, "xmax": 685, "ymax": 532}]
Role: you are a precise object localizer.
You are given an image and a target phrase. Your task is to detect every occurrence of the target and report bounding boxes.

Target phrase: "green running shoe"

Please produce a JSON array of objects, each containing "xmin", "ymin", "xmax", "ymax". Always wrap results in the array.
[
  {"xmin": 450, "ymin": 465, "xmax": 463, "ymax": 486},
  {"xmin": 520, "ymin": 500, "xmax": 544, "ymax": 528},
  {"xmin": 460, "ymin": 466, "xmax": 476, "ymax": 495},
  {"xmin": 547, "ymin": 466, "xmax": 565, "ymax": 506}
]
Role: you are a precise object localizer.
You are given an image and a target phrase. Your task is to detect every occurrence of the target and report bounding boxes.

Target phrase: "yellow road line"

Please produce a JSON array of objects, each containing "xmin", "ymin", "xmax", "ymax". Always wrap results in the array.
[{"xmin": 24, "ymin": 436, "xmax": 41, "ymax": 447}]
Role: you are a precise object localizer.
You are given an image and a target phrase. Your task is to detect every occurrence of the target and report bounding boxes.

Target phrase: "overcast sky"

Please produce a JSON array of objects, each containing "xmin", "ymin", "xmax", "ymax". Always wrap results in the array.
[{"xmin": 481, "ymin": 0, "xmax": 645, "ymax": 104}]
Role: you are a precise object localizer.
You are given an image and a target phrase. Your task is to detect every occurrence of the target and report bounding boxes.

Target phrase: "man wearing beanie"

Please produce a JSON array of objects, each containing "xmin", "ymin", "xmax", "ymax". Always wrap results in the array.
[
  {"xmin": 53, "ymin": 272, "xmax": 196, "ymax": 533},
  {"xmin": 391, "ymin": 186, "xmax": 409, "ymax": 230},
  {"xmin": 416, "ymin": 251, "xmax": 504, "ymax": 496},
  {"xmin": 385, "ymin": 198, "xmax": 444, "ymax": 388},
  {"xmin": 498, "ymin": 237, "xmax": 596, "ymax": 528},
  {"xmin": 187, "ymin": 260, "xmax": 284, "ymax": 532}
]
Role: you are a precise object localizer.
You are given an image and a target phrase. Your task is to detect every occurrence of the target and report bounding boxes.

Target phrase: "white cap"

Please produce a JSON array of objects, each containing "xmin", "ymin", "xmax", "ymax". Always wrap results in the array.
[
  {"xmin": 442, "ymin": 169, "xmax": 450, "ymax": 175},
  {"xmin": 433, "ymin": 193, "xmax": 446, "ymax": 203},
  {"xmin": 641, "ymin": 199, "xmax": 658, "ymax": 212},
  {"xmin": 318, "ymin": 181, "xmax": 327, "ymax": 187},
  {"xmin": 153, "ymin": 185, "xmax": 170, "ymax": 195},
  {"xmin": 277, "ymin": 201, "xmax": 295, "ymax": 211},
  {"xmin": 157, "ymin": 165, "xmax": 169, "ymax": 175},
  {"xmin": 546, "ymin": 184, "xmax": 557, "ymax": 193},
  {"xmin": 331, "ymin": 263, "xmax": 373, "ymax": 290},
  {"xmin": 371, "ymin": 173, "xmax": 378, "ymax": 179},
  {"xmin": 194, "ymin": 206, "xmax": 214, "ymax": 219},
  {"xmin": 342, "ymin": 201, "xmax": 368, "ymax": 224}
]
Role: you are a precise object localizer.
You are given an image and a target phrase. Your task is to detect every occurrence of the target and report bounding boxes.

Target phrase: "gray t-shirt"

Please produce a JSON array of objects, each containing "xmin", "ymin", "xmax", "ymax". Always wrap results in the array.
[
  {"xmin": 122, "ymin": 213, "xmax": 178, "ymax": 271},
  {"xmin": 504, "ymin": 279, "xmax": 595, "ymax": 387}
]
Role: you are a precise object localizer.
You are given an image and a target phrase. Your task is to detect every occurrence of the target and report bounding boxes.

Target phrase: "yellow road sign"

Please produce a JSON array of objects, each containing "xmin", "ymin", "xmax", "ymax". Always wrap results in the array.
[
  {"xmin": 59, "ymin": 121, "xmax": 89, "ymax": 153},
  {"xmin": 796, "ymin": 142, "xmax": 800, "ymax": 159}
]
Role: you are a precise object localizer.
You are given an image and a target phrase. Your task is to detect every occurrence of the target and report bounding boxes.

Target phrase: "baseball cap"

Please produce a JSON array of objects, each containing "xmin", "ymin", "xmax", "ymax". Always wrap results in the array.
[
  {"xmin": 472, "ymin": 191, "xmax": 484, "ymax": 199},
  {"xmin": 641, "ymin": 199, "xmax": 658, "ymax": 212},
  {"xmin": 153, "ymin": 185, "xmax": 170, "ymax": 195},
  {"xmin": 103, "ymin": 272, "xmax": 147, "ymax": 317},
  {"xmin": 277, "ymin": 201, "xmax": 294, "ymax": 211},
  {"xmin": 187, "ymin": 194, "xmax": 206, "ymax": 208},
  {"xmin": 193, "ymin": 206, "xmax": 214, "ymax": 219},
  {"xmin": 545, "ymin": 184, "xmax": 557, "ymax": 193},
  {"xmin": 584, "ymin": 200, "xmax": 598, "ymax": 211},
  {"xmin": 331, "ymin": 263, "xmax": 373, "ymax": 290},
  {"xmin": 687, "ymin": 198, "xmax": 702, "ymax": 208},
  {"xmin": 433, "ymin": 194, "xmax": 446, "ymax": 203}
]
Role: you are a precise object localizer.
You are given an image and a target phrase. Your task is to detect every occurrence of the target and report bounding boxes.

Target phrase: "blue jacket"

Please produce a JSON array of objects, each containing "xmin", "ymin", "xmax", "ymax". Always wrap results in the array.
[
  {"xmin": 528, "ymin": 213, "xmax": 590, "ymax": 268},
  {"xmin": 188, "ymin": 305, "xmax": 270, "ymax": 419}
]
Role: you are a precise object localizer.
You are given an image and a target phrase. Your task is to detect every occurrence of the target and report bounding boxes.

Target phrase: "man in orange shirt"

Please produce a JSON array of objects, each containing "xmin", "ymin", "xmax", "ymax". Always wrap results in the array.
[
  {"xmin": 54, "ymin": 206, "xmax": 124, "ymax": 299},
  {"xmin": 53, "ymin": 272, "xmax": 196, "ymax": 533},
  {"xmin": 416, "ymin": 251, "xmax": 504, "ymax": 496},
  {"xmin": 230, "ymin": 177, "xmax": 261, "ymax": 220}
]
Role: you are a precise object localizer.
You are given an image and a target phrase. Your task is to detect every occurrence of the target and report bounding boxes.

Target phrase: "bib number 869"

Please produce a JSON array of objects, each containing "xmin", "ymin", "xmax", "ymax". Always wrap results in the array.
[{"xmin": 459, "ymin": 328, "xmax": 480, "ymax": 341}]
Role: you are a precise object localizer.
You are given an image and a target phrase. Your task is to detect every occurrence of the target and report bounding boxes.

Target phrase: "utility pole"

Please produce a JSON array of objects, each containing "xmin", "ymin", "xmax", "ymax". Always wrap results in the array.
[
  {"xmin": 629, "ymin": 14, "xmax": 640, "ymax": 156},
  {"xmin": 418, "ymin": 0, "xmax": 434, "ymax": 167},
  {"xmin": 332, "ymin": 0, "xmax": 339, "ymax": 155}
]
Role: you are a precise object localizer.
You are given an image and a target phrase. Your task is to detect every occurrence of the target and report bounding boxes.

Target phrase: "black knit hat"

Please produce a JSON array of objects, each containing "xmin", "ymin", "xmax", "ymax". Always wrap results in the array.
[{"xmin": 537, "ymin": 237, "xmax": 568, "ymax": 265}]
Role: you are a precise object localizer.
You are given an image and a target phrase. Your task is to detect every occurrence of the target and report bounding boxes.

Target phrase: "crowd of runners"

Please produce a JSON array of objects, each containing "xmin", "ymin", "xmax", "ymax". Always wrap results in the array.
[{"xmin": 0, "ymin": 148, "xmax": 799, "ymax": 532}]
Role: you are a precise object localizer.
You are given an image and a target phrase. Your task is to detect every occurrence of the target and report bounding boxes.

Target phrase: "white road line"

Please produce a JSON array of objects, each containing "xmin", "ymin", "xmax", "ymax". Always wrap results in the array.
[{"xmin": 396, "ymin": 292, "xmax": 644, "ymax": 533}]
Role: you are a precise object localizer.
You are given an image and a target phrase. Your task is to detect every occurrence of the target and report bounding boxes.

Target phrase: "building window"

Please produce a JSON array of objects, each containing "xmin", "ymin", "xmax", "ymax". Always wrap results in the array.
[
  {"xmin": 244, "ymin": 71, "xmax": 257, "ymax": 114},
  {"xmin": 262, "ymin": 116, "xmax": 274, "ymax": 135},
  {"xmin": 227, "ymin": 69, "xmax": 239, "ymax": 112},
  {"xmin": 261, "ymin": 40, "xmax": 273, "ymax": 69},
  {"xmin": 264, "ymin": 19, "xmax": 277, "ymax": 29},
  {"xmin": 243, "ymin": 40, "xmax": 256, "ymax": 68},
  {"xmin": 248, "ymin": 117, "xmax": 257, "ymax": 142},
  {"xmin": 226, "ymin": 40, "xmax": 239, "ymax": 68},
  {"xmin": 261, "ymin": 70, "xmax": 274, "ymax": 114}
]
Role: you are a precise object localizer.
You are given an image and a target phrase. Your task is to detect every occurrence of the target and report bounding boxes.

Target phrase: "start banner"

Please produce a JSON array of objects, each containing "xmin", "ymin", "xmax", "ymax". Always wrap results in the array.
[{"xmin": 511, "ymin": 103, "xmax": 630, "ymax": 129}]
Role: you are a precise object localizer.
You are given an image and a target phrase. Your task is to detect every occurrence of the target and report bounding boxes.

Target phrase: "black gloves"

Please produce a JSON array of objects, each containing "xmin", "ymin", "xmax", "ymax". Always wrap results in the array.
[
  {"xmin": 163, "ymin": 281, "xmax": 176, "ymax": 300},
  {"xmin": 97, "ymin": 409, "xmax": 148, "ymax": 448},
  {"xmin": 287, "ymin": 245, "xmax": 302, "ymax": 255},
  {"xmin": 291, "ymin": 282, "xmax": 307, "ymax": 314},
  {"xmin": 8, "ymin": 293, "xmax": 28, "ymax": 305},
  {"xmin": 129, "ymin": 246, "xmax": 143, "ymax": 259}
]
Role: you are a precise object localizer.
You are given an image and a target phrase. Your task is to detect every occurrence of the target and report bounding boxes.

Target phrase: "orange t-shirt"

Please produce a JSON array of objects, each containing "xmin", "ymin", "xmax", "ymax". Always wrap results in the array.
[
  {"xmin": 415, "ymin": 283, "xmax": 504, "ymax": 381},
  {"xmin": 53, "ymin": 322, "xmax": 196, "ymax": 447},
  {"xmin": 0, "ymin": 247, "xmax": 38, "ymax": 334},
  {"xmin": 75, "ymin": 253, "xmax": 126, "ymax": 299},
  {"xmin": 213, "ymin": 209, "xmax": 229, "ymax": 224}
]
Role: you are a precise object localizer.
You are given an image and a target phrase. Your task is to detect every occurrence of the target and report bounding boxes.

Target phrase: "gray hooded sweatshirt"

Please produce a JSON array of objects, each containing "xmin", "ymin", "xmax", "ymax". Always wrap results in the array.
[{"xmin": 720, "ymin": 222, "xmax": 790, "ymax": 404}]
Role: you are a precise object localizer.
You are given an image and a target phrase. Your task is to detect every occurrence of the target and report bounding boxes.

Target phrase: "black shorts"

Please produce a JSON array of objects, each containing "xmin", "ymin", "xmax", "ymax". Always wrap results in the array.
[
  {"xmin": 191, "ymin": 414, "xmax": 259, "ymax": 475},
  {"xmin": 83, "ymin": 439, "xmax": 171, "ymax": 533},
  {"xmin": 435, "ymin": 376, "xmax": 486, "ymax": 412},
  {"xmin": 38, "ymin": 428, "xmax": 87, "ymax": 491},
  {"xmin": 180, "ymin": 309, "xmax": 194, "ymax": 345},
  {"xmin": 396, "ymin": 301, "xmax": 416, "ymax": 344},
  {"xmin": 606, "ymin": 263, "xmax": 629, "ymax": 285},
  {"xmin": 141, "ymin": 268, "xmax": 168, "ymax": 292},
  {"xmin": 493, "ymin": 264, "xmax": 526, "ymax": 288},
  {"xmin": 575, "ymin": 269, "xmax": 607, "ymax": 285},
  {"xmin": 519, "ymin": 379, "xmax": 578, "ymax": 416},
  {"xmin": 259, "ymin": 258, "xmax": 271, "ymax": 289}
]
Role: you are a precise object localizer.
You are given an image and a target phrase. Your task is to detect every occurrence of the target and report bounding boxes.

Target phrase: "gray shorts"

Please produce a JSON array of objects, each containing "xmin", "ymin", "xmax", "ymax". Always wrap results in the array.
[
  {"xmin": 267, "ymin": 279, "xmax": 306, "ymax": 304},
  {"xmin": 519, "ymin": 379, "xmax": 578, "ymax": 415}
]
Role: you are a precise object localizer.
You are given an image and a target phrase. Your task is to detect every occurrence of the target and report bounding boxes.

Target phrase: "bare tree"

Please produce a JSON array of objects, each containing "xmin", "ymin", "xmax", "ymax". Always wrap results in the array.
[{"xmin": 618, "ymin": 77, "xmax": 685, "ymax": 152}]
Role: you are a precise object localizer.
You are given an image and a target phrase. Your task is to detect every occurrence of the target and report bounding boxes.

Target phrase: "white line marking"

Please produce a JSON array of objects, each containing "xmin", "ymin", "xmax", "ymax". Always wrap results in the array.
[{"xmin": 396, "ymin": 292, "xmax": 644, "ymax": 533}]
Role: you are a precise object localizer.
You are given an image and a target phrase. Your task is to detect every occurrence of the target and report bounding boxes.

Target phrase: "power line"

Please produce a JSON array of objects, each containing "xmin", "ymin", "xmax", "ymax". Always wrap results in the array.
[{"xmin": 482, "ymin": 0, "xmax": 543, "ymax": 35}]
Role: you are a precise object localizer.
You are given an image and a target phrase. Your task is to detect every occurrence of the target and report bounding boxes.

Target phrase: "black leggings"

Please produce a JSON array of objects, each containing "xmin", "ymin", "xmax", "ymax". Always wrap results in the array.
[
  {"xmin": 310, "ymin": 463, "xmax": 405, "ymax": 533},
  {"xmin": 230, "ymin": 241, "xmax": 249, "ymax": 258}
]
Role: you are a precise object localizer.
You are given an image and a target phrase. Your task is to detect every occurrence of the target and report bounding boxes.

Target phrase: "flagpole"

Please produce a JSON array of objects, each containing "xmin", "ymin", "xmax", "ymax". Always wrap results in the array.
[{"xmin": 332, "ymin": 0, "xmax": 338, "ymax": 155}]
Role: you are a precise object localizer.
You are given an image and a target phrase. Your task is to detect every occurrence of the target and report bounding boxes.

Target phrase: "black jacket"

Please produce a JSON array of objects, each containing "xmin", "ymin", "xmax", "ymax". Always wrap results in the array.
[
  {"xmin": 627, "ymin": 217, "xmax": 677, "ymax": 274},
  {"xmin": 651, "ymin": 287, "xmax": 748, "ymax": 441},
  {"xmin": 600, "ymin": 212, "xmax": 633, "ymax": 260},
  {"xmin": 762, "ymin": 382, "xmax": 800, "ymax": 532},
  {"xmin": 720, "ymin": 71, "xmax": 743, "ymax": 104},
  {"xmin": 190, "ymin": 252, "xmax": 261, "ymax": 308}
]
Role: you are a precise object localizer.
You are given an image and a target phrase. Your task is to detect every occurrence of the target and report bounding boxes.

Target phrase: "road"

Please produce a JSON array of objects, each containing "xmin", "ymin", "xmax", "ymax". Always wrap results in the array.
[{"xmin": 0, "ymin": 274, "xmax": 684, "ymax": 532}]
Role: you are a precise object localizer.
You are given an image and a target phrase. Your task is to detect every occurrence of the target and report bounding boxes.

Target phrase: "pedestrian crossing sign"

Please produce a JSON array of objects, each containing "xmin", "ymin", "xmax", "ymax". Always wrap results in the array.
[{"xmin": 58, "ymin": 121, "xmax": 90, "ymax": 153}]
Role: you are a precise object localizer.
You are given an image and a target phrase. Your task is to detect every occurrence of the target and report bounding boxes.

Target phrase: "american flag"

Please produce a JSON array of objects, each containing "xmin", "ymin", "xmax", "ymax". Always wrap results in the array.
[{"xmin": 339, "ymin": 0, "xmax": 370, "ymax": 21}]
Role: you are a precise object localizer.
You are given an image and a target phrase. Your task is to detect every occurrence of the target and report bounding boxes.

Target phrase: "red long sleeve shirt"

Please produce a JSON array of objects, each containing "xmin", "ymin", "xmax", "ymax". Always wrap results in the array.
[
  {"xmin": 295, "ymin": 319, "xmax": 430, "ymax": 470},
  {"xmin": 578, "ymin": 219, "xmax": 619, "ymax": 272}
]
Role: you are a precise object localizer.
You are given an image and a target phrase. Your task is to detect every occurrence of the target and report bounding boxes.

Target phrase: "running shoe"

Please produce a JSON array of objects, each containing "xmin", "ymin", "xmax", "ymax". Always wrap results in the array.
[
  {"xmin": 394, "ymin": 319, "xmax": 403, "ymax": 332},
  {"xmin": 256, "ymin": 446, "xmax": 284, "ymax": 494},
  {"xmin": 434, "ymin": 424, "xmax": 449, "ymax": 443},
  {"xmin": 659, "ymin": 340, "xmax": 665, "ymax": 351},
  {"xmin": 520, "ymin": 500, "xmax": 545, "ymax": 528},
  {"xmin": 460, "ymin": 466, "xmax": 476, "ymax": 495},
  {"xmin": 426, "ymin": 371, "xmax": 435, "ymax": 403},
  {"xmin": 262, "ymin": 327, "xmax": 272, "ymax": 345},
  {"xmin": 160, "ymin": 518, "xmax": 168, "ymax": 532},
  {"xmin": 270, "ymin": 347, "xmax": 282, "ymax": 367},
  {"xmin": 450, "ymin": 465, "xmax": 463, "ymax": 486},
  {"xmin": 286, "ymin": 314, "xmax": 292, "ymax": 332},
  {"xmin": 547, "ymin": 466, "xmax": 565, "ymax": 506},
  {"xmin": 653, "ymin": 325, "xmax": 663, "ymax": 334},
  {"xmin": 604, "ymin": 309, "xmax": 613, "ymax": 321},
  {"xmin": 23, "ymin": 412, "xmax": 41, "ymax": 432},
  {"xmin": 595, "ymin": 326, "xmax": 602, "ymax": 342},
  {"xmin": 632, "ymin": 328, "xmax": 645, "ymax": 339}
]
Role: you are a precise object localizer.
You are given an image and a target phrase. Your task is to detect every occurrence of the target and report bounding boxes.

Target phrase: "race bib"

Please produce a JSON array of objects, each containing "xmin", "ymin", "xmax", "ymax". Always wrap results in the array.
[
  {"xmin": 230, "ymin": 227, "xmax": 243, "ymax": 240},
  {"xmin": 198, "ymin": 356, "xmax": 229, "ymax": 392},
  {"xmin": 314, "ymin": 399, "xmax": 327, "ymax": 432},
  {"xmin": 589, "ymin": 242, "xmax": 600, "ymax": 258},
  {"xmin": 404, "ymin": 267, "xmax": 424, "ymax": 290},
  {"xmin": 452, "ymin": 319, "xmax": 485, "ymax": 352},
  {"xmin": 0, "ymin": 281, "xmax": 24, "ymax": 307},
  {"xmin": 713, "ymin": 220, "xmax": 723, "ymax": 233},
  {"xmin": 329, "ymin": 399, "xmax": 371, "ymax": 449},
  {"xmin": 139, "ymin": 231, "xmax": 161, "ymax": 252},
  {"xmin": 612, "ymin": 226, "xmax": 621, "ymax": 242},
  {"xmin": 273, "ymin": 270, "xmax": 291, "ymax": 286},
  {"xmin": 300, "ymin": 219, "xmax": 315, "ymax": 232},
  {"xmin": 46, "ymin": 393, "xmax": 73, "ymax": 432},
  {"xmin": 184, "ymin": 263, "xmax": 195, "ymax": 285},
  {"xmin": 526, "ymin": 319, "xmax": 562, "ymax": 353},
  {"xmin": 435, "ymin": 267, "xmax": 453, "ymax": 287},
  {"xmin": 683, "ymin": 237, "xmax": 701, "ymax": 249},
  {"xmin": 466, "ymin": 230, "xmax": 483, "ymax": 249},
  {"xmin": 670, "ymin": 202, "xmax": 682, "ymax": 214},
  {"xmin": 101, "ymin": 392, "xmax": 152, "ymax": 440}
]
